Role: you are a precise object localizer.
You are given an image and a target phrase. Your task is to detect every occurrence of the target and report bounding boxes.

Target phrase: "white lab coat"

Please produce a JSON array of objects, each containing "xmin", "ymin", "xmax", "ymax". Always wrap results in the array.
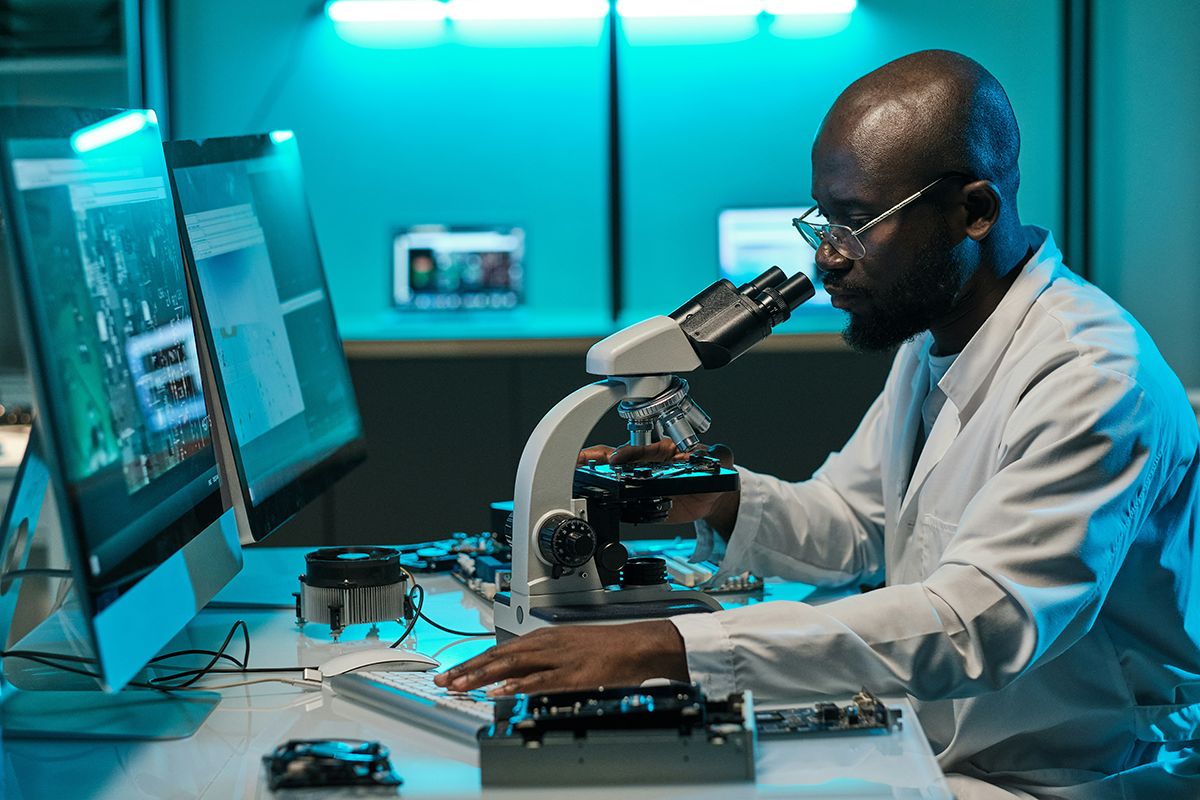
[{"xmin": 672, "ymin": 228, "xmax": 1200, "ymax": 799}]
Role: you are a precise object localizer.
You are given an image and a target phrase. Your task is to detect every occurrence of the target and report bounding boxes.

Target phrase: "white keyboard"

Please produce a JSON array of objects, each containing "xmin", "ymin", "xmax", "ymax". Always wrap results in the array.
[{"xmin": 330, "ymin": 670, "xmax": 497, "ymax": 744}]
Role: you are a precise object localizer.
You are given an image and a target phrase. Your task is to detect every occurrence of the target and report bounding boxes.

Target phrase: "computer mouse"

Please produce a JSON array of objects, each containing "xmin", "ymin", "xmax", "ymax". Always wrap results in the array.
[{"xmin": 318, "ymin": 648, "xmax": 440, "ymax": 678}]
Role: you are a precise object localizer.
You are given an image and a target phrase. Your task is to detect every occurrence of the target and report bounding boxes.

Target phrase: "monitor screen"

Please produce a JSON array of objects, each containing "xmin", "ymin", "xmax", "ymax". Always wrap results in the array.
[
  {"xmin": 0, "ymin": 107, "xmax": 240, "ymax": 693},
  {"xmin": 165, "ymin": 132, "xmax": 366, "ymax": 541},
  {"xmin": 718, "ymin": 207, "xmax": 833, "ymax": 309},
  {"xmin": 393, "ymin": 225, "xmax": 524, "ymax": 311}
]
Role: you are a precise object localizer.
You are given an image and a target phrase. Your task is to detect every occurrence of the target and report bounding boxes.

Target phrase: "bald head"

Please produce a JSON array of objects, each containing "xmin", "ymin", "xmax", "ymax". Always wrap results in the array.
[{"xmin": 816, "ymin": 50, "xmax": 1021, "ymax": 204}]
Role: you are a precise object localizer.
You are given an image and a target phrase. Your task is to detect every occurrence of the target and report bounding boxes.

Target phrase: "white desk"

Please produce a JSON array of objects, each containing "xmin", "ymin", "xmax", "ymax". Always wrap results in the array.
[{"xmin": 2, "ymin": 547, "xmax": 952, "ymax": 799}]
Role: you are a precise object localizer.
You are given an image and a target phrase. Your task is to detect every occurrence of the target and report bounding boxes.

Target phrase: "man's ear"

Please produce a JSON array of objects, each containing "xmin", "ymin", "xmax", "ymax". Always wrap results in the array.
[{"xmin": 961, "ymin": 180, "xmax": 1002, "ymax": 241}]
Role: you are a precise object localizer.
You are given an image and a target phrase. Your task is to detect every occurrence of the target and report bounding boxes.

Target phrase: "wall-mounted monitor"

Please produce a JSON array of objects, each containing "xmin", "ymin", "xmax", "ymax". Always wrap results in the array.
[{"xmin": 393, "ymin": 225, "xmax": 524, "ymax": 312}]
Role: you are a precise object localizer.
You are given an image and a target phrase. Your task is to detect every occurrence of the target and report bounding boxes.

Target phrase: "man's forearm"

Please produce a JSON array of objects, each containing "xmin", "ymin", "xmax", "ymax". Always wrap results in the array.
[{"xmin": 705, "ymin": 490, "xmax": 741, "ymax": 539}]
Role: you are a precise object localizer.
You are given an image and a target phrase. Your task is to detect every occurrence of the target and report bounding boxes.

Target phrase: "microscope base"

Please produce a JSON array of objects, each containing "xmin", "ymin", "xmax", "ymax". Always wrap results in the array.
[{"xmin": 493, "ymin": 590, "xmax": 717, "ymax": 641}]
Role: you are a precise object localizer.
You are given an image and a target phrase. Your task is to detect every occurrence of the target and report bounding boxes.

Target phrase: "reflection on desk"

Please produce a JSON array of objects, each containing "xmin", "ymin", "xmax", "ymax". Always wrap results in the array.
[{"xmin": 2, "ymin": 546, "xmax": 952, "ymax": 799}]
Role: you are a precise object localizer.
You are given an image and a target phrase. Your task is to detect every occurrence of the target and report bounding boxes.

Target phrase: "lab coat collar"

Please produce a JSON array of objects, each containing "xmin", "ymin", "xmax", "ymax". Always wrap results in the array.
[
  {"xmin": 898, "ymin": 226, "xmax": 1060, "ymax": 515},
  {"xmin": 932, "ymin": 226, "xmax": 1060, "ymax": 426}
]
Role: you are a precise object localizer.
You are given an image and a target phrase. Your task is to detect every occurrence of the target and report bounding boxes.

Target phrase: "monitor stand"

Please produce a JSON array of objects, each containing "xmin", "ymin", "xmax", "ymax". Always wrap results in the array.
[{"xmin": 0, "ymin": 423, "xmax": 220, "ymax": 740}]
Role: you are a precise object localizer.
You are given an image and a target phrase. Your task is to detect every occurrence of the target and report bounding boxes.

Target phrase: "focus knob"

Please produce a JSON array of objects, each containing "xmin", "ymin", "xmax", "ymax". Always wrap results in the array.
[{"xmin": 537, "ymin": 515, "xmax": 597, "ymax": 568}]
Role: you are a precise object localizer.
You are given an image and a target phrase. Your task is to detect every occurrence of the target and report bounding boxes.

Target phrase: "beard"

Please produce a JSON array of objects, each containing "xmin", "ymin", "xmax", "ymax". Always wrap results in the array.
[{"xmin": 826, "ymin": 223, "xmax": 965, "ymax": 353}]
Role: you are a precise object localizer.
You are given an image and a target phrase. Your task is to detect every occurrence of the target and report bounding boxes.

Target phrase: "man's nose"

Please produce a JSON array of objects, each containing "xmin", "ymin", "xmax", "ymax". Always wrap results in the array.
[{"xmin": 814, "ymin": 240, "xmax": 852, "ymax": 272}]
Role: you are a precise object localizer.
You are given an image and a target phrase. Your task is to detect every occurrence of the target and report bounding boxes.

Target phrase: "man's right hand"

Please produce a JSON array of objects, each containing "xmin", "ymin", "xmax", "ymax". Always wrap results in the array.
[{"xmin": 577, "ymin": 441, "xmax": 740, "ymax": 533}]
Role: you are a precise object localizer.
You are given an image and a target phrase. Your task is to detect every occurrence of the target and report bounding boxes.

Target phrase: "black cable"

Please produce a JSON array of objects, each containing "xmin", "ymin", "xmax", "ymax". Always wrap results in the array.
[
  {"xmin": 389, "ymin": 583, "xmax": 425, "ymax": 649},
  {"xmin": 417, "ymin": 612, "xmax": 491, "ymax": 638},
  {"xmin": 150, "ymin": 620, "xmax": 250, "ymax": 689},
  {"xmin": 148, "ymin": 649, "xmax": 245, "ymax": 669}
]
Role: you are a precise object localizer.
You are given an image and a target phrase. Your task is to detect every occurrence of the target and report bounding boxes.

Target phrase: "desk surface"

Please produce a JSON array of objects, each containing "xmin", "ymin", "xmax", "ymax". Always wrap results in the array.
[{"xmin": 2, "ymin": 547, "xmax": 952, "ymax": 800}]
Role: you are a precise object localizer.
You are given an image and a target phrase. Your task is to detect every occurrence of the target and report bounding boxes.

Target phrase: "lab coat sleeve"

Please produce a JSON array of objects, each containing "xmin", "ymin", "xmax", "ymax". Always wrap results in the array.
[
  {"xmin": 693, "ymin": 373, "xmax": 893, "ymax": 588},
  {"xmin": 675, "ymin": 362, "xmax": 1171, "ymax": 703}
]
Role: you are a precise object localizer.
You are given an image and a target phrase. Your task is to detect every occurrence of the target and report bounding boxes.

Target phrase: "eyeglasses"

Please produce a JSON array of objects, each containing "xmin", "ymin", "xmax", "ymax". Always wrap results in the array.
[{"xmin": 792, "ymin": 173, "xmax": 964, "ymax": 261}]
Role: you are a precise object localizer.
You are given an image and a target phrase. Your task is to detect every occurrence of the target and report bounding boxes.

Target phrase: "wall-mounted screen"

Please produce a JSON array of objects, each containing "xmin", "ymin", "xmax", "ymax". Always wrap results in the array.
[
  {"xmin": 717, "ymin": 207, "xmax": 832, "ymax": 310},
  {"xmin": 393, "ymin": 225, "xmax": 524, "ymax": 312}
]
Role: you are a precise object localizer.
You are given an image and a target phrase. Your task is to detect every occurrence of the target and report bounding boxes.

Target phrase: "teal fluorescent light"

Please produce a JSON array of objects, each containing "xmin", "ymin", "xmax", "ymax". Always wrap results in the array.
[
  {"xmin": 616, "ymin": 0, "xmax": 761, "ymax": 16},
  {"xmin": 764, "ymin": 0, "xmax": 855, "ymax": 13},
  {"xmin": 327, "ymin": 0, "xmax": 608, "ymax": 21},
  {"xmin": 326, "ymin": 0, "xmax": 447, "ymax": 21},
  {"xmin": 269, "ymin": 130, "xmax": 295, "ymax": 143},
  {"xmin": 325, "ymin": 0, "xmax": 859, "ymax": 24},
  {"xmin": 447, "ymin": 0, "xmax": 609, "ymax": 19},
  {"xmin": 70, "ymin": 110, "xmax": 154, "ymax": 153}
]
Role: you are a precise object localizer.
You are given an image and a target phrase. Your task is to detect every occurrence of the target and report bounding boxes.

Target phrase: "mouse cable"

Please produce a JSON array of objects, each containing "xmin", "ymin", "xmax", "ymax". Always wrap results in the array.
[
  {"xmin": 417, "ymin": 613, "xmax": 492, "ymax": 638},
  {"xmin": 396, "ymin": 565, "xmax": 492, "ymax": 639}
]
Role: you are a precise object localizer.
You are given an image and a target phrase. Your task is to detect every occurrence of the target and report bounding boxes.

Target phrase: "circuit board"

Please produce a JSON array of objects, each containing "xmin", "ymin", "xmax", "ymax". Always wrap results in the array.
[{"xmin": 755, "ymin": 689, "xmax": 902, "ymax": 737}]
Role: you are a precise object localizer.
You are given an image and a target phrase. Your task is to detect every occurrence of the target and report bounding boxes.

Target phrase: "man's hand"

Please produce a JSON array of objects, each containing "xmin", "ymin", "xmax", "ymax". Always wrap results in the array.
[
  {"xmin": 577, "ymin": 441, "xmax": 740, "ymax": 533},
  {"xmin": 432, "ymin": 621, "xmax": 689, "ymax": 696}
]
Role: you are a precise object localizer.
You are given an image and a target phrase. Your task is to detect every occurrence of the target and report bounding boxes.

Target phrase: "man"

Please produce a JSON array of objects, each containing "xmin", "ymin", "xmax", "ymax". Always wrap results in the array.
[{"xmin": 436, "ymin": 51, "xmax": 1200, "ymax": 798}]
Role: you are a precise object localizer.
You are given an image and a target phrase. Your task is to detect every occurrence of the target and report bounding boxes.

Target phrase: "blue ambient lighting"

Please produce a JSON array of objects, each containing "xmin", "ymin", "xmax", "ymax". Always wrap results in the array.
[
  {"xmin": 70, "ymin": 110, "xmax": 155, "ymax": 153},
  {"xmin": 269, "ymin": 129, "xmax": 295, "ymax": 143}
]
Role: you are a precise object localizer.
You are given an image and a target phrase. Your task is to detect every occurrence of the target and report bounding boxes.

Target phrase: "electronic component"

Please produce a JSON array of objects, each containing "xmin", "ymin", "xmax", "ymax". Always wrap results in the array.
[
  {"xmin": 263, "ymin": 739, "xmax": 401, "ymax": 790},
  {"xmin": 400, "ymin": 531, "xmax": 509, "ymax": 573},
  {"xmin": 296, "ymin": 547, "xmax": 410, "ymax": 640},
  {"xmin": 454, "ymin": 552, "xmax": 512, "ymax": 601},
  {"xmin": 478, "ymin": 682, "xmax": 755, "ymax": 787},
  {"xmin": 650, "ymin": 553, "xmax": 763, "ymax": 594},
  {"xmin": 755, "ymin": 688, "xmax": 902, "ymax": 737}
]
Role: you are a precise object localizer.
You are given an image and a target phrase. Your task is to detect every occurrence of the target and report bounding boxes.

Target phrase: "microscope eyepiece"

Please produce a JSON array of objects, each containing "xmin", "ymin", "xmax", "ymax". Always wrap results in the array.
[
  {"xmin": 671, "ymin": 266, "xmax": 816, "ymax": 369},
  {"xmin": 736, "ymin": 266, "xmax": 787, "ymax": 297},
  {"xmin": 776, "ymin": 271, "xmax": 816, "ymax": 309}
]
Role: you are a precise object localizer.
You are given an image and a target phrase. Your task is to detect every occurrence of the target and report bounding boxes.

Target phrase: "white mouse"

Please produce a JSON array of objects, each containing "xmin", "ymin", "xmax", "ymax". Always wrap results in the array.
[{"xmin": 318, "ymin": 648, "xmax": 440, "ymax": 678}]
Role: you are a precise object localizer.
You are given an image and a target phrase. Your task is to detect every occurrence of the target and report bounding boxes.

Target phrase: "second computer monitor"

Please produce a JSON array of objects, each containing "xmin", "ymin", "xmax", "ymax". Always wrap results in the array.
[
  {"xmin": 717, "ymin": 207, "xmax": 833, "ymax": 309},
  {"xmin": 164, "ymin": 132, "xmax": 366, "ymax": 542}
]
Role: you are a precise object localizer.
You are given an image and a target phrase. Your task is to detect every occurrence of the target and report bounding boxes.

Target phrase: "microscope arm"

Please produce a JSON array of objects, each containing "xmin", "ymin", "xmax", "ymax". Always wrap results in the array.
[{"xmin": 510, "ymin": 375, "xmax": 674, "ymax": 599}]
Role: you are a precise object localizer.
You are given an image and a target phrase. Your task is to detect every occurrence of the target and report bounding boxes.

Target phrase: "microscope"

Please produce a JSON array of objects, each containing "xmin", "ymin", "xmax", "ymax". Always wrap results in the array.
[{"xmin": 493, "ymin": 267, "xmax": 814, "ymax": 639}]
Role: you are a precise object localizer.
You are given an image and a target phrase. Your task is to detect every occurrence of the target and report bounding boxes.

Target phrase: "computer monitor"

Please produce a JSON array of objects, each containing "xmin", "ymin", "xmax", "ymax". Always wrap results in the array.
[
  {"xmin": 393, "ymin": 225, "xmax": 524, "ymax": 311},
  {"xmin": 717, "ymin": 207, "xmax": 833, "ymax": 310},
  {"xmin": 164, "ymin": 132, "xmax": 366, "ymax": 543},
  {"xmin": 0, "ymin": 107, "xmax": 241, "ymax": 730}
]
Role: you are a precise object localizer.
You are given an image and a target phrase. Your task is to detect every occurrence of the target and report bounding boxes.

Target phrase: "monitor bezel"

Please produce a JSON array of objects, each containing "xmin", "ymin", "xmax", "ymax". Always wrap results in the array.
[{"xmin": 163, "ymin": 133, "xmax": 367, "ymax": 543}]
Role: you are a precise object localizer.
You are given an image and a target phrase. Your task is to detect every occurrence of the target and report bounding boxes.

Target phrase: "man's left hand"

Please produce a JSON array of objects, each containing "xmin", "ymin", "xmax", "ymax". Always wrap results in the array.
[{"xmin": 433, "ymin": 621, "xmax": 689, "ymax": 696}]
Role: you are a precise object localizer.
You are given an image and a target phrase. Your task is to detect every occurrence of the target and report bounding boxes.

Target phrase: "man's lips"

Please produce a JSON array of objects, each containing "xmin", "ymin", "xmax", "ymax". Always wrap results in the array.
[{"xmin": 824, "ymin": 284, "xmax": 864, "ymax": 310}]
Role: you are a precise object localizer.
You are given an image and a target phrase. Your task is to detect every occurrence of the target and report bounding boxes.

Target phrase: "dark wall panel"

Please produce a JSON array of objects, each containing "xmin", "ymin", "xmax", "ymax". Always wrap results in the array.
[{"xmin": 256, "ymin": 347, "xmax": 893, "ymax": 548}]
